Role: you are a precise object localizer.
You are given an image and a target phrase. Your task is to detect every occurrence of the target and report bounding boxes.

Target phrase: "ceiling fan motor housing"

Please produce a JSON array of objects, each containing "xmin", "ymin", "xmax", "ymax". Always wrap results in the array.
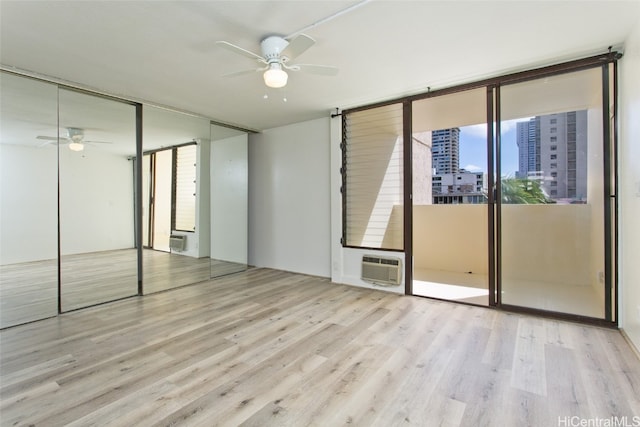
[
  {"xmin": 67, "ymin": 127, "xmax": 84, "ymax": 142},
  {"xmin": 261, "ymin": 36, "xmax": 289, "ymax": 63}
]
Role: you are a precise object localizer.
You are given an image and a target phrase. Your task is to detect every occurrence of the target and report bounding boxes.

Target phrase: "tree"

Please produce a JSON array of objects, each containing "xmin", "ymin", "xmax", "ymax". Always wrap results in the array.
[{"xmin": 500, "ymin": 178, "xmax": 555, "ymax": 204}]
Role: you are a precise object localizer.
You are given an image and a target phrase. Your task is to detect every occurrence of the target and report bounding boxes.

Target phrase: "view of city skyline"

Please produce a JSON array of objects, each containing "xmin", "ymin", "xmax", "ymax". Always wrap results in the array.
[
  {"xmin": 457, "ymin": 119, "xmax": 527, "ymax": 177},
  {"xmin": 429, "ymin": 110, "xmax": 587, "ymax": 204}
]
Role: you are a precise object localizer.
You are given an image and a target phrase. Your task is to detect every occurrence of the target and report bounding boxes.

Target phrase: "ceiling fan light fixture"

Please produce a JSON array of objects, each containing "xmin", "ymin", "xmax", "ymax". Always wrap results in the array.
[
  {"xmin": 68, "ymin": 142, "xmax": 84, "ymax": 152},
  {"xmin": 263, "ymin": 64, "xmax": 288, "ymax": 88}
]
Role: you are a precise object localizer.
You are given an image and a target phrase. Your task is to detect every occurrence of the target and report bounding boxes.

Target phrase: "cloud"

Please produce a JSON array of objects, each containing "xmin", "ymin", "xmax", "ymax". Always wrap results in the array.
[
  {"xmin": 463, "ymin": 164, "xmax": 483, "ymax": 172},
  {"xmin": 461, "ymin": 117, "xmax": 534, "ymax": 137},
  {"xmin": 501, "ymin": 117, "xmax": 532, "ymax": 133},
  {"xmin": 461, "ymin": 123, "xmax": 487, "ymax": 138}
]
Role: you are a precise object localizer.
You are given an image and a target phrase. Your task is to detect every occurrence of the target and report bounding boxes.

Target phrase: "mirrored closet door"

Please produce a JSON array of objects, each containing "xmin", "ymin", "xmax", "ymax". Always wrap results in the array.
[
  {"xmin": 142, "ymin": 106, "xmax": 211, "ymax": 293},
  {"xmin": 1, "ymin": 71, "xmax": 251, "ymax": 327},
  {"xmin": 210, "ymin": 124, "xmax": 248, "ymax": 278},
  {"xmin": 0, "ymin": 73, "xmax": 59, "ymax": 327},
  {"xmin": 58, "ymin": 88, "xmax": 138, "ymax": 311}
]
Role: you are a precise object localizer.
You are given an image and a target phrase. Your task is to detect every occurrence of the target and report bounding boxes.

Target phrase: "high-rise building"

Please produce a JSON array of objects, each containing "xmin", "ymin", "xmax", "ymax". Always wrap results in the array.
[
  {"xmin": 430, "ymin": 127, "xmax": 486, "ymax": 204},
  {"xmin": 516, "ymin": 111, "xmax": 588, "ymax": 201},
  {"xmin": 431, "ymin": 128, "xmax": 459, "ymax": 175},
  {"xmin": 516, "ymin": 119, "xmax": 538, "ymax": 179}
]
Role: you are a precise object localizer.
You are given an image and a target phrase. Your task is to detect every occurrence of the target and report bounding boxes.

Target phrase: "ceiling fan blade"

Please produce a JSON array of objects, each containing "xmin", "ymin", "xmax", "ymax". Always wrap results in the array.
[
  {"xmin": 84, "ymin": 140, "xmax": 113, "ymax": 144},
  {"xmin": 37, "ymin": 137, "xmax": 70, "ymax": 147},
  {"xmin": 291, "ymin": 64, "xmax": 339, "ymax": 76},
  {"xmin": 216, "ymin": 41, "xmax": 265, "ymax": 62},
  {"xmin": 221, "ymin": 67, "xmax": 266, "ymax": 78},
  {"xmin": 282, "ymin": 34, "xmax": 315, "ymax": 60}
]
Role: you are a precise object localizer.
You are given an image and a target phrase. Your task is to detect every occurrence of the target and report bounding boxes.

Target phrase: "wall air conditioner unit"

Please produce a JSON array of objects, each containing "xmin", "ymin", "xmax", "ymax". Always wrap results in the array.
[
  {"xmin": 169, "ymin": 235, "xmax": 186, "ymax": 251},
  {"xmin": 361, "ymin": 255, "xmax": 402, "ymax": 286}
]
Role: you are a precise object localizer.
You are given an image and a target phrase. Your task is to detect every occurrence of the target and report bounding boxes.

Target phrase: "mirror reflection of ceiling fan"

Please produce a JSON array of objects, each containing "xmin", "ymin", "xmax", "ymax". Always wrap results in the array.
[{"xmin": 37, "ymin": 127, "xmax": 112, "ymax": 151}]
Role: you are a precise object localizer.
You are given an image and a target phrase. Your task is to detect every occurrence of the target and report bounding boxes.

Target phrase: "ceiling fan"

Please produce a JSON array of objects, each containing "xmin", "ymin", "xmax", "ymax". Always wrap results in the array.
[
  {"xmin": 37, "ymin": 127, "xmax": 112, "ymax": 151},
  {"xmin": 216, "ymin": 34, "xmax": 338, "ymax": 88}
]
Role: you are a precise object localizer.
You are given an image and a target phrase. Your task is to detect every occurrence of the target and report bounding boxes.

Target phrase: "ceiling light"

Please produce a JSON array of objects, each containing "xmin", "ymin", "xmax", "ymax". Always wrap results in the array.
[
  {"xmin": 68, "ymin": 142, "xmax": 84, "ymax": 152},
  {"xmin": 263, "ymin": 63, "xmax": 288, "ymax": 88}
]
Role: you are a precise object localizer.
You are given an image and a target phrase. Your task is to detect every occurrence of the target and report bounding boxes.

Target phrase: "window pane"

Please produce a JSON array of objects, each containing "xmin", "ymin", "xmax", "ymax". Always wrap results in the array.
[
  {"xmin": 344, "ymin": 103, "xmax": 404, "ymax": 250},
  {"xmin": 153, "ymin": 149, "xmax": 173, "ymax": 251},
  {"xmin": 174, "ymin": 144, "xmax": 196, "ymax": 231}
]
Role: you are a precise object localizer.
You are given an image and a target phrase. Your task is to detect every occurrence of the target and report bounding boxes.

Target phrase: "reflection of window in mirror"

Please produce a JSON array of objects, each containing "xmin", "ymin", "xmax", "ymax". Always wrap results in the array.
[
  {"xmin": 173, "ymin": 144, "xmax": 196, "ymax": 232},
  {"xmin": 147, "ymin": 143, "xmax": 197, "ymax": 253}
]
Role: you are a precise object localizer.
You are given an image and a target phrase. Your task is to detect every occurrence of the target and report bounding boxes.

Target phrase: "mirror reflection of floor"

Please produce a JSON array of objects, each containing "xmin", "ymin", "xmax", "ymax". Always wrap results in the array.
[
  {"xmin": 143, "ymin": 249, "xmax": 210, "ymax": 294},
  {"xmin": 210, "ymin": 259, "xmax": 248, "ymax": 278},
  {"xmin": 0, "ymin": 258, "xmax": 58, "ymax": 327},
  {"xmin": 413, "ymin": 268, "xmax": 604, "ymax": 318},
  {"xmin": 0, "ymin": 249, "xmax": 246, "ymax": 329}
]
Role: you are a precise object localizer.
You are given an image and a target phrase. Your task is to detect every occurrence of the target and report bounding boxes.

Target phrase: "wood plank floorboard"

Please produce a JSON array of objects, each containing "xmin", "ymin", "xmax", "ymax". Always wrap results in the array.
[{"xmin": 1, "ymin": 268, "xmax": 639, "ymax": 426}]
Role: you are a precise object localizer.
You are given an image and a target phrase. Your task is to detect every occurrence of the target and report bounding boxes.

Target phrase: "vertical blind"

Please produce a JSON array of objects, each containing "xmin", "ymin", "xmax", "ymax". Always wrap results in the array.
[
  {"xmin": 343, "ymin": 103, "xmax": 404, "ymax": 250},
  {"xmin": 173, "ymin": 144, "xmax": 196, "ymax": 231}
]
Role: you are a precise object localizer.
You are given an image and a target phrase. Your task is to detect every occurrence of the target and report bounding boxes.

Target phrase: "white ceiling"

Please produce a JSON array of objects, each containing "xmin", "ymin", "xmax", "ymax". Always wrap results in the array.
[{"xmin": 1, "ymin": 0, "xmax": 639, "ymax": 132}]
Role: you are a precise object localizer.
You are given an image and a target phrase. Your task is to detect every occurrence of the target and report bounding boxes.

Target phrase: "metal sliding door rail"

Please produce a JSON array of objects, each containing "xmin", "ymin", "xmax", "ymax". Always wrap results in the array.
[
  {"xmin": 403, "ymin": 100, "xmax": 413, "ymax": 295},
  {"xmin": 136, "ymin": 103, "xmax": 143, "ymax": 296},
  {"xmin": 487, "ymin": 86, "xmax": 497, "ymax": 307},
  {"xmin": 494, "ymin": 86, "xmax": 503, "ymax": 307}
]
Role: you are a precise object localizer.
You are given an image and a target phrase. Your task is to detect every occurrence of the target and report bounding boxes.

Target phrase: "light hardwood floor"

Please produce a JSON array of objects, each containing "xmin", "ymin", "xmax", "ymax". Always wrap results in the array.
[{"xmin": 1, "ymin": 268, "xmax": 639, "ymax": 426}]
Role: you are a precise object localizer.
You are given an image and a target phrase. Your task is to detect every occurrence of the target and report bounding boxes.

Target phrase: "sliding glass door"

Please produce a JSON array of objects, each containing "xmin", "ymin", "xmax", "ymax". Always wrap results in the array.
[
  {"xmin": 402, "ymin": 62, "xmax": 616, "ymax": 321},
  {"xmin": 497, "ymin": 67, "xmax": 610, "ymax": 319},
  {"xmin": 411, "ymin": 88, "xmax": 490, "ymax": 305}
]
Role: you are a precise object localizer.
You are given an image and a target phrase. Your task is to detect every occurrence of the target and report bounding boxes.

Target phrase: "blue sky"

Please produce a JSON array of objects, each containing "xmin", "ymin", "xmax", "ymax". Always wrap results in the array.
[{"xmin": 458, "ymin": 120, "xmax": 523, "ymax": 177}]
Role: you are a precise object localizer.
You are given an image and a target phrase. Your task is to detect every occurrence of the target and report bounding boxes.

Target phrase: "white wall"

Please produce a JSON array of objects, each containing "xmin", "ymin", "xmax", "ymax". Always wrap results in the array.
[
  {"xmin": 211, "ymin": 134, "xmax": 247, "ymax": 264},
  {"xmin": 59, "ymin": 147, "xmax": 135, "ymax": 255},
  {"xmin": 249, "ymin": 117, "xmax": 331, "ymax": 277},
  {"xmin": 620, "ymin": 17, "xmax": 640, "ymax": 353},
  {"xmin": 1, "ymin": 144, "xmax": 134, "ymax": 263},
  {"xmin": 0, "ymin": 144, "xmax": 58, "ymax": 264}
]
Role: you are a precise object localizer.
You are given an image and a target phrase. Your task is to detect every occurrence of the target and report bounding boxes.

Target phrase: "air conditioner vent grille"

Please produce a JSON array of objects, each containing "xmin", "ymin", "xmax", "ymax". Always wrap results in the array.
[
  {"xmin": 361, "ymin": 255, "xmax": 402, "ymax": 286},
  {"xmin": 169, "ymin": 235, "xmax": 186, "ymax": 251}
]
